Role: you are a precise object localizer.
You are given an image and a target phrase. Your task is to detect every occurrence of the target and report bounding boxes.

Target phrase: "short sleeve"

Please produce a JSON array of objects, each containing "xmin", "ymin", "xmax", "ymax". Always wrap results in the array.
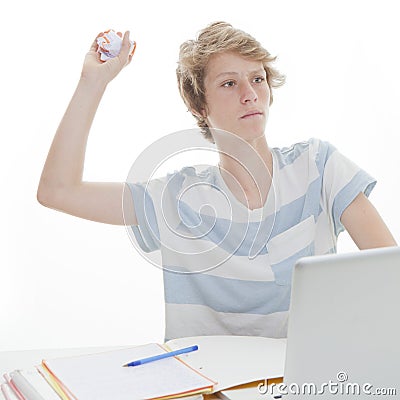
[
  {"xmin": 318, "ymin": 139, "xmax": 377, "ymax": 236},
  {"xmin": 126, "ymin": 181, "xmax": 161, "ymax": 253},
  {"xmin": 126, "ymin": 171, "xmax": 188, "ymax": 253}
]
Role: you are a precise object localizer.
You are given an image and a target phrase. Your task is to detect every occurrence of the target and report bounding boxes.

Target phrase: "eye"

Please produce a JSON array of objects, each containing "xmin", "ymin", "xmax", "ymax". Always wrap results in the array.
[
  {"xmin": 222, "ymin": 80, "xmax": 235, "ymax": 87},
  {"xmin": 253, "ymin": 76, "xmax": 266, "ymax": 83}
]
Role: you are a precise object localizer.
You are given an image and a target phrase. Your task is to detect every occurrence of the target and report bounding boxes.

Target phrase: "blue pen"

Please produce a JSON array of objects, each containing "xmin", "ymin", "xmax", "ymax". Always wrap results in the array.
[{"xmin": 122, "ymin": 345, "xmax": 199, "ymax": 367}]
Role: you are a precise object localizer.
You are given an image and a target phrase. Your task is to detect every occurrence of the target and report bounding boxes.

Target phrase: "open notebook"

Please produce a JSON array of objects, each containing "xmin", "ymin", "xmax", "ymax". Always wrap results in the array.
[{"xmin": 41, "ymin": 343, "xmax": 215, "ymax": 400}]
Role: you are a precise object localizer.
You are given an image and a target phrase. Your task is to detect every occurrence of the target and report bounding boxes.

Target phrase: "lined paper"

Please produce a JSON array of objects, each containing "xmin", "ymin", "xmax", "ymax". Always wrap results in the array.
[{"xmin": 43, "ymin": 343, "xmax": 215, "ymax": 400}]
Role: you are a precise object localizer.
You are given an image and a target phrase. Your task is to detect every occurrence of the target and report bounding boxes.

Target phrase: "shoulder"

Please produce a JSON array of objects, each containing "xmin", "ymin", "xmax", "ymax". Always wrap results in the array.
[
  {"xmin": 168, "ymin": 165, "xmax": 216, "ymax": 183},
  {"xmin": 272, "ymin": 138, "xmax": 337, "ymax": 169},
  {"xmin": 148, "ymin": 165, "xmax": 216, "ymax": 193}
]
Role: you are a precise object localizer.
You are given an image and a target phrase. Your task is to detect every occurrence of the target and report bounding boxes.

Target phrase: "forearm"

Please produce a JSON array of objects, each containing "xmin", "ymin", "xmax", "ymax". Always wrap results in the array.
[{"xmin": 38, "ymin": 78, "xmax": 106, "ymax": 194}]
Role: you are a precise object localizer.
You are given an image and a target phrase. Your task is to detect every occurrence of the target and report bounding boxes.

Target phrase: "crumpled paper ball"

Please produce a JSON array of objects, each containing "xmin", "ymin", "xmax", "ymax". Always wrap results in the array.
[{"xmin": 96, "ymin": 29, "xmax": 136, "ymax": 61}]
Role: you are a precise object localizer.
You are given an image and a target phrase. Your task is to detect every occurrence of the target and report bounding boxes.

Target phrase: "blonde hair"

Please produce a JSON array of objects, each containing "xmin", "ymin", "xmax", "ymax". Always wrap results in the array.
[{"xmin": 176, "ymin": 21, "xmax": 286, "ymax": 142}]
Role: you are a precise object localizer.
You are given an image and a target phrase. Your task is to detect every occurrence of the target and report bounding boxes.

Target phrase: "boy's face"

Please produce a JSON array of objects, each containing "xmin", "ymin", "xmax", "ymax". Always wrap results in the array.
[{"xmin": 203, "ymin": 52, "xmax": 270, "ymax": 142}]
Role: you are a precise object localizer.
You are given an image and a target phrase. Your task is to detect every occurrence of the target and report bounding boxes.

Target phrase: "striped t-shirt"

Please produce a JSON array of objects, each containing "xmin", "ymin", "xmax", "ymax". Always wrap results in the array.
[{"xmin": 128, "ymin": 138, "xmax": 376, "ymax": 340}]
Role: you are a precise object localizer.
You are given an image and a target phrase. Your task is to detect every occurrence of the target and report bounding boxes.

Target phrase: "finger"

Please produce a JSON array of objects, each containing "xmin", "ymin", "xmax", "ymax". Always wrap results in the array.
[
  {"xmin": 89, "ymin": 32, "xmax": 103, "ymax": 52},
  {"xmin": 118, "ymin": 31, "xmax": 132, "ymax": 60}
]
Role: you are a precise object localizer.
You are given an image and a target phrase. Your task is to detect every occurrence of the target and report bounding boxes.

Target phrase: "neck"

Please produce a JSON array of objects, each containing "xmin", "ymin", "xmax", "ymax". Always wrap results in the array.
[{"xmin": 216, "ymin": 134, "xmax": 273, "ymax": 192}]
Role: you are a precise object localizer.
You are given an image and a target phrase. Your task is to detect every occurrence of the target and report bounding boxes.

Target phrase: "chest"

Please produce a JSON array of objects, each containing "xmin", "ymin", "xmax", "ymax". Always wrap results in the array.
[{"xmin": 223, "ymin": 178, "xmax": 272, "ymax": 211}]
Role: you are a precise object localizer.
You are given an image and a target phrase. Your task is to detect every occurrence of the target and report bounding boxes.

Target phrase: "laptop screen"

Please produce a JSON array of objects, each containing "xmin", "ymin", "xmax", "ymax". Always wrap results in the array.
[{"xmin": 281, "ymin": 246, "xmax": 400, "ymax": 399}]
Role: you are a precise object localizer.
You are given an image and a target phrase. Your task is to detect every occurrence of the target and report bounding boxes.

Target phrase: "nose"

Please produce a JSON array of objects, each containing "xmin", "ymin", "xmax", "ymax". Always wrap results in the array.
[{"xmin": 240, "ymin": 81, "xmax": 258, "ymax": 104}]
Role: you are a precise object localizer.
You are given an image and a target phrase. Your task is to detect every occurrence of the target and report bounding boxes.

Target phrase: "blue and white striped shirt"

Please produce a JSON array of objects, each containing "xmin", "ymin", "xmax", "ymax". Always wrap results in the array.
[{"xmin": 128, "ymin": 138, "xmax": 376, "ymax": 340}]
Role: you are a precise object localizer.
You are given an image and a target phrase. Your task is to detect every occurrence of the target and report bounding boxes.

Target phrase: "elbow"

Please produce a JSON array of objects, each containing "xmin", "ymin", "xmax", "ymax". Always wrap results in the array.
[
  {"xmin": 37, "ymin": 189, "xmax": 48, "ymax": 208},
  {"xmin": 37, "ymin": 182, "xmax": 51, "ymax": 208},
  {"xmin": 37, "ymin": 179, "xmax": 60, "ymax": 209}
]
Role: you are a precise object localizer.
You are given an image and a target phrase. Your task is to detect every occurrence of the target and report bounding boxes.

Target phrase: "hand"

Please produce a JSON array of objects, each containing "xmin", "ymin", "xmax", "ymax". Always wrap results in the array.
[{"xmin": 81, "ymin": 31, "xmax": 134, "ymax": 86}]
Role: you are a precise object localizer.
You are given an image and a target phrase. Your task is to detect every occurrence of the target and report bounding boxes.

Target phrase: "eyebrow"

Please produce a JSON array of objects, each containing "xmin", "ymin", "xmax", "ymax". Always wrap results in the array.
[{"xmin": 214, "ymin": 69, "xmax": 266, "ymax": 80}]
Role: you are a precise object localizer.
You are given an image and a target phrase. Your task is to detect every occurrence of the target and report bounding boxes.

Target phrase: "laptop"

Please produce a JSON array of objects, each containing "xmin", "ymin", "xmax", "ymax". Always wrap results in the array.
[{"xmin": 282, "ymin": 245, "xmax": 400, "ymax": 399}]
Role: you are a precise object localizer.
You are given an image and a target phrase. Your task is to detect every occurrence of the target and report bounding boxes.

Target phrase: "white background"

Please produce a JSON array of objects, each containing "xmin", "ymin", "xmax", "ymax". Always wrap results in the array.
[{"xmin": 2, "ymin": 0, "xmax": 399, "ymax": 351}]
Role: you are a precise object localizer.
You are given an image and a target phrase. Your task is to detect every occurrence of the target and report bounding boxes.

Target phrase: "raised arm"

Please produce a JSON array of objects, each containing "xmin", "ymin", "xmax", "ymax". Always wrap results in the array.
[{"xmin": 37, "ymin": 31, "xmax": 137, "ymax": 226}]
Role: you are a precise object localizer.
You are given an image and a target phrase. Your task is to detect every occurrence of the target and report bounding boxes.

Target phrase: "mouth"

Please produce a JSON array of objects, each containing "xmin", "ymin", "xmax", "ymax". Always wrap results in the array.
[{"xmin": 240, "ymin": 111, "xmax": 263, "ymax": 119}]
